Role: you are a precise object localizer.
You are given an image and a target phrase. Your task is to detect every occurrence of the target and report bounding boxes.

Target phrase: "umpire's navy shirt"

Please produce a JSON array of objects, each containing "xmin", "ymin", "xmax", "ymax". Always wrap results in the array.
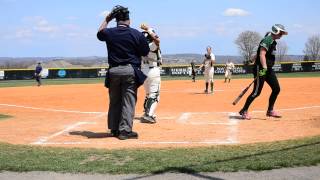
[{"xmin": 97, "ymin": 24, "xmax": 149, "ymax": 67}]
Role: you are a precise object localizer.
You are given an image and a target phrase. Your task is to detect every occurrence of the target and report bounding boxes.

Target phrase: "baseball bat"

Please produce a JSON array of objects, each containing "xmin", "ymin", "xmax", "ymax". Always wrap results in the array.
[{"xmin": 232, "ymin": 77, "xmax": 258, "ymax": 105}]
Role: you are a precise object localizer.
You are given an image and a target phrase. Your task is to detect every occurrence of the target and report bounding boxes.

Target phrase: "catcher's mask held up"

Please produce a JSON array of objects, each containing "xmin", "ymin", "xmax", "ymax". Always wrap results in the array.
[
  {"xmin": 142, "ymin": 30, "xmax": 158, "ymax": 52},
  {"xmin": 109, "ymin": 5, "xmax": 130, "ymax": 21}
]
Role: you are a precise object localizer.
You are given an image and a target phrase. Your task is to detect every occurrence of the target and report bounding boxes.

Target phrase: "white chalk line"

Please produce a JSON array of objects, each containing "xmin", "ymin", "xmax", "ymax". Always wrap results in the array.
[
  {"xmin": 161, "ymin": 89, "xmax": 224, "ymax": 93},
  {"xmin": 31, "ymin": 114, "xmax": 105, "ymax": 145},
  {"xmin": 9, "ymin": 105, "xmax": 320, "ymax": 146},
  {"xmin": 31, "ymin": 121, "xmax": 97, "ymax": 145},
  {"xmin": 189, "ymin": 122, "xmax": 237, "ymax": 125},
  {"xmin": 227, "ymin": 112, "xmax": 239, "ymax": 144},
  {"xmin": 177, "ymin": 112, "xmax": 239, "ymax": 144},
  {"xmin": 177, "ymin": 105, "xmax": 320, "ymax": 122},
  {"xmin": 34, "ymin": 140, "xmax": 238, "ymax": 146},
  {"xmin": 0, "ymin": 103, "xmax": 106, "ymax": 114}
]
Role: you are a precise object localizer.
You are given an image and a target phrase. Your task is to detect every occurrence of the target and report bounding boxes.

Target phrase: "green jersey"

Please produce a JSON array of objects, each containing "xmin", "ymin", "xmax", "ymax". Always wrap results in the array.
[{"xmin": 255, "ymin": 34, "xmax": 277, "ymax": 68}]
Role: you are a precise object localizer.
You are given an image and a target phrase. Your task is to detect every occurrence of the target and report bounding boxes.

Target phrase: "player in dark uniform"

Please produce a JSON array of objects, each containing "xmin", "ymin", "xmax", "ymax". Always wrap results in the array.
[
  {"xmin": 239, "ymin": 24, "xmax": 288, "ymax": 120},
  {"xmin": 190, "ymin": 60, "xmax": 196, "ymax": 82},
  {"xmin": 34, "ymin": 62, "xmax": 42, "ymax": 86}
]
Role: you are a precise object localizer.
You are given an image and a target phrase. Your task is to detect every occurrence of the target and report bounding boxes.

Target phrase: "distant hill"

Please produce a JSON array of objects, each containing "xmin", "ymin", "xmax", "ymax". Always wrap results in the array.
[
  {"xmin": 162, "ymin": 54, "xmax": 304, "ymax": 64},
  {"xmin": 0, "ymin": 54, "xmax": 305, "ymax": 69}
]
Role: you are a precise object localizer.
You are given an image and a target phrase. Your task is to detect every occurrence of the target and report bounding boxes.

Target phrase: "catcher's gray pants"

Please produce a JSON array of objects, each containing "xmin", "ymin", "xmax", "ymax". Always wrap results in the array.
[{"xmin": 108, "ymin": 65, "xmax": 137, "ymax": 133}]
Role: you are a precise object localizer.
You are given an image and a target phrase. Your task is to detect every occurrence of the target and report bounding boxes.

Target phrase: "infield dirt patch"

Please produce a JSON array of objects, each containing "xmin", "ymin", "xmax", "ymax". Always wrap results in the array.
[{"xmin": 0, "ymin": 77, "xmax": 319, "ymax": 149}]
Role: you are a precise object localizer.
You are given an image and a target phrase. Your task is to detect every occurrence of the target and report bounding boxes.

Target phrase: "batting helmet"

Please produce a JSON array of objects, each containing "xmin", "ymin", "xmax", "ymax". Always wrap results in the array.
[{"xmin": 271, "ymin": 24, "xmax": 288, "ymax": 35}]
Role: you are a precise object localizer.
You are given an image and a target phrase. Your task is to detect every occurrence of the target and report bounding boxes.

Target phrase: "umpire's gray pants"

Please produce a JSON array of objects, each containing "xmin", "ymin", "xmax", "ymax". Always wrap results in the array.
[{"xmin": 108, "ymin": 65, "xmax": 137, "ymax": 133}]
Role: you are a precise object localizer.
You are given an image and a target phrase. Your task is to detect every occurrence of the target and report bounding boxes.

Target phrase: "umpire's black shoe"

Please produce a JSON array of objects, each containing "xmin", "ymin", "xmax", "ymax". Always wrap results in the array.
[
  {"xmin": 110, "ymin": 130, "xmax": 120, "ymax": 137},
  {"xmin": 118, "ymin": 131, "xmax": 138, "ymax": 140}
]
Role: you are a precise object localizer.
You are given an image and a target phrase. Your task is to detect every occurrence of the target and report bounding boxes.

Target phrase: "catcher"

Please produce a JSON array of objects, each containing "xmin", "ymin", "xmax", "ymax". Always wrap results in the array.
[{"xmin": 140, "ymin": 23, "xmax": 162, "ymax": 124}]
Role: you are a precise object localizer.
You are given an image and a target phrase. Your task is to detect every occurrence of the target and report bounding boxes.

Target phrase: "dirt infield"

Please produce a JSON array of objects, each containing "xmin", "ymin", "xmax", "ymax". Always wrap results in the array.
[{"xmin": 0, "ymin": 77, "xmax": 319, "ymax": 149}]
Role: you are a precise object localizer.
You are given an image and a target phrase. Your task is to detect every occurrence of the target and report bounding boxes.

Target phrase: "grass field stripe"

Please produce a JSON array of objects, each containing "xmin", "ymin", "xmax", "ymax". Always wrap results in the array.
[
  {"xmin": 0, "ymin": 103, "xmax": 106, "ymax": 114},
  {"xmin": 31, "ymin": 121, "xmax": 97, "ymax": 145}
]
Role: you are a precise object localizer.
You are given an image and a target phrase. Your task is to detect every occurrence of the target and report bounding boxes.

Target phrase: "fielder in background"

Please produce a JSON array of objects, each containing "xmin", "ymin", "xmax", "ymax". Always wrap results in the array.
[
  {"xmin": 239, "ymin": 24, "xmax": 288, "ymax": 120},
  {"xmin": 191, "ymin": 60, "xmax": 196, "ymax": 82},
  {"xmin": 224, "ymin": 60, "xmax": 235, "ymax": 83},
  {"xmin": 140, "ymin": 23, "xmax": 162, "ymax": 124},
  {"xmin": 198, "ymin": 46, "xmax": 215, "ymax": 94},
  {"xmin": 34, "ymin": 62, "xmax": 42, "ymax": 86}
]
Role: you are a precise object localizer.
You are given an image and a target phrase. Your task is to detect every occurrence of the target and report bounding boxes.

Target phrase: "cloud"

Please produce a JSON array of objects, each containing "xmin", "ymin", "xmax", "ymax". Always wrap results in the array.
[
  {"xmin": 23, "ymin": 16, "xmax": 59, "ymax": 33},
  {"xmin": 15, "ymin": 29, "xmax": 33, "ymax": 38},
  {"xmin": 158, "ymin": 25, "xmax": 206, "ymax": 38},
  {"xmin": 223, "ymin": 8, "xmax": 250, "ymax": 17}
]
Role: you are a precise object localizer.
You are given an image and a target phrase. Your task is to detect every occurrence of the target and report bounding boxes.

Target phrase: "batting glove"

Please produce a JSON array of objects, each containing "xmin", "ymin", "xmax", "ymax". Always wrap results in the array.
[{"xmin": 259, "ymin": 68, "xmax": 267, "ymax": 76}]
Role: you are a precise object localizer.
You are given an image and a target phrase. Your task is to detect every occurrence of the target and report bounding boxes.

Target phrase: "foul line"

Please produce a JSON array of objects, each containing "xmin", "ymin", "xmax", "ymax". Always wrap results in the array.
[
  {"xmin": 227, "ymin": 112, "xmax": 239, "ymax": 144},
  {"xmin": 177, "ymin": 105, "xmax": 320, "ymax": 121},
  {"xmin": 0, "ymin": 103, "xmax": 106, "ymax": 114},
  {"xmin": 31, "ymin": 121, "xmax": 97, "ymax": 145},
  {"xmin": 31, "ymin": 113, "xmax": 105, "ymax": 145},
  {"xmin": 34, "ymin": 140, "xmax": 238, "ymax": 146}
]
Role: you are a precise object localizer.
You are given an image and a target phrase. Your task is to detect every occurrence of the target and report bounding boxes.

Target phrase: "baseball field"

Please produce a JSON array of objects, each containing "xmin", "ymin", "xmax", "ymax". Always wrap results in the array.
[{"xmin": 0, "ymin": 73, "xmax": 319, "ymax": 173}]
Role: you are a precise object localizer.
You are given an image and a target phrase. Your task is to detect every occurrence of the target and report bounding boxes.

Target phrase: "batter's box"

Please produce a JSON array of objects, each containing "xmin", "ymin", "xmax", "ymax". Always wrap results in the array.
[{"xmin": 177, "ymin": 112, "xmax": 239, "ymax": 144}]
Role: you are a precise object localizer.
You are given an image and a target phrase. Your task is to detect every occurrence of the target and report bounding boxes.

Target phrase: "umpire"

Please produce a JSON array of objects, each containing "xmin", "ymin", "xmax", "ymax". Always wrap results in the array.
[{"xmin": 97, "ymin": 5, "xmax": 150, "ymax": 140}]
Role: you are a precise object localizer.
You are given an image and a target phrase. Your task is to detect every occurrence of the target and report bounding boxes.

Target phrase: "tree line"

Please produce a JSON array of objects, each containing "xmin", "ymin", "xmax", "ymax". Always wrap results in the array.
[{"xmin": 235, "ymin": 31, "xmax": 320, "ymax": 64}]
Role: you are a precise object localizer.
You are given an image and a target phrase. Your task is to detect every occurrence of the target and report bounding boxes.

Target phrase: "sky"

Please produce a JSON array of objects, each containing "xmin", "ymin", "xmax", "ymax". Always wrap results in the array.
[{"xmin": 0, "ymin": 0, "xmax": 319, "ymax": 57}]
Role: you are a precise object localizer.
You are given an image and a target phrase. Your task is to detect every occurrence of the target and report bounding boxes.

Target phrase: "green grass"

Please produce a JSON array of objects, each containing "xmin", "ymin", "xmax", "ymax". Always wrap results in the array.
[
  {"xmin": 0, "ymin": 114, "xmax": 12, "ymax": 121},
  {"xmin": 0, "ymin": 78, "xmax": 104, "ymax": 88},
  {"xmin": 0, "ymin": 72, "xmax": 319, "ymax": 88},
  {"xmin": 0, "ymin": 136, "xmax": 319, "ymax": 174}
]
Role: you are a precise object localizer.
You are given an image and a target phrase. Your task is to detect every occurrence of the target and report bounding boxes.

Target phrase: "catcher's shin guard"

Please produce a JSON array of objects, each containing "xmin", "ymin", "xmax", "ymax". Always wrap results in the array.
[
  {"xmin": 143, "ymin": 96, "xmax": 148, "ymax": 112},
  {"xmin": 144, "ymin": 92, "xmax": 159, "ymax": 116}
]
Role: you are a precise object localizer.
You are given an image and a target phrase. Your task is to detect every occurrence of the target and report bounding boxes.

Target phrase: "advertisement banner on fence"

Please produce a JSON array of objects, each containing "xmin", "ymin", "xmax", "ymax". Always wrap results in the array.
[
  {"xmin": 0, "ymin": 70, "xmax": 4, "ymax": 79},
  {"xmin": 41, "ymin": 68, "xmax": 49, "ymax": 78}
]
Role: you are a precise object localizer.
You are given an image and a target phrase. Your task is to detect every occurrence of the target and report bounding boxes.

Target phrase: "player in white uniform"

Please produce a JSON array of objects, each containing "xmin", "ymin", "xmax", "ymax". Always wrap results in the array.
[
  {"xmin": 224, "ymin": 60, "xmax": 235, "ymax": 83},
  {"xmin": 140, "ymin": 23, "xmax": 162, "ymax": 124},
  {"xmin": 198, "ymin": 46, "xmax": 215, "ymax": 94}
]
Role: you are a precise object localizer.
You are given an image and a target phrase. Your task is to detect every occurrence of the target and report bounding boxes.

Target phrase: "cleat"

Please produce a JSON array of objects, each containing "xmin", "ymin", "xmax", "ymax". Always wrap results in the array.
[
  {"xmin": 141, "ymin": 115, "xmax": 156, "ymax": 124},
  {"xmin": 266, "ymin": 110, "xmax": 282, "ymax": 118},
  {"xmin": 239, "ymin": 111, "xmax": 251, "ymax": 120}
]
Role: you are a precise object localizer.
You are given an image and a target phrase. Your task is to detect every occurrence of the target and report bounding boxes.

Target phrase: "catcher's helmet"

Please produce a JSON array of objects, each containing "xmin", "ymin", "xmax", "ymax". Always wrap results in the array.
[
  {"xmin": 110, "ymin": 5, "xmax": 129, "ymax": 21},
  {"xmin": 271, "ymin": 24, "xmax": 288, "ymax": 35}
]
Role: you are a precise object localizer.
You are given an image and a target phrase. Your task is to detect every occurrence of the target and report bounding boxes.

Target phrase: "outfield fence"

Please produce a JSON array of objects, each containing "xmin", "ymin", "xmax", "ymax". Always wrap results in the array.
[{"xmin": 1, "ymin": 61, "xmax": 320, "ymax": 80}]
